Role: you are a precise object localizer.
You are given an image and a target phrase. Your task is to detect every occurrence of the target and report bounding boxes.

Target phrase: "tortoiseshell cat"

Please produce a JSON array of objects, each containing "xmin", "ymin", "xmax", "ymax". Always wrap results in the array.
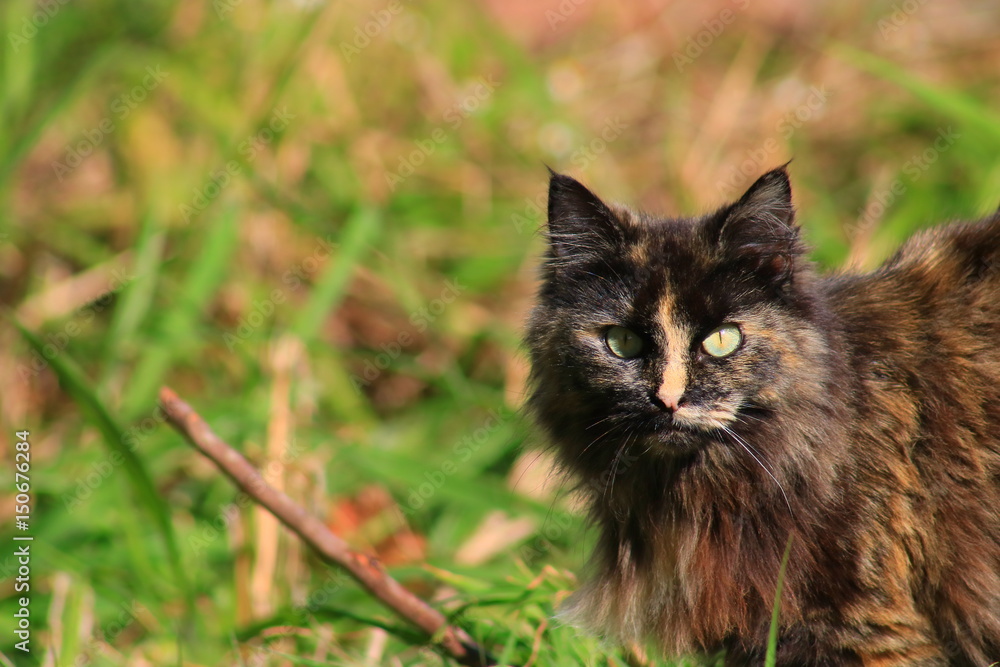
[{"xmin": 526, "ymin": 166, "xmax": 1000, "ymax": 666}]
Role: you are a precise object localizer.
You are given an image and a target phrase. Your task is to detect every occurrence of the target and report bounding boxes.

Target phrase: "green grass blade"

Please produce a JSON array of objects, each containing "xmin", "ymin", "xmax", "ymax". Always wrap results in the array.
[
  {"xmin": 765, "ymin": 534, "xmax": 795, "ymax": 667},
  {"xmin": 0, "ymin": 1, "xmax": 36, "ymax": 128},
  {"xmin": 0, "ymin": 43, "xmax": 122, "ymax": 187},
  {"xmin": 100, "ymin": 212, "xmax": 166, "ymax": 385},
  {"xmin": 239, "ymin": 605, "xmax": 423, "ymax": 645},
  {"xmin": 52, "ymin": 576, "xmax": 86, "ymax": 667},
  {"xmin": 122, "ymin": 205, "xmax": 239, "ymax": 419},
  {"xmin": 291, "ymin": 206, "xmax": 382, "ymax": 343},
  {"xmin": 496, "ymin": 626, "xmax": 520, "ymax": 666},
  {"xmin": 12, "ymin": 317, "xmax": 190, "ymax": 600},
  {"xmin": 834, "ymin": 45, "xmax": 1000, "ymax": 145}
]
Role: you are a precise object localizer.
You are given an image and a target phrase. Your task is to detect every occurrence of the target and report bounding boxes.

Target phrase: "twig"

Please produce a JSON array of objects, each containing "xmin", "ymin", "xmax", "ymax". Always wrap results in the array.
[{"xmin": 159, "ymin": 386, "xmax": 500, "ymax": 667}]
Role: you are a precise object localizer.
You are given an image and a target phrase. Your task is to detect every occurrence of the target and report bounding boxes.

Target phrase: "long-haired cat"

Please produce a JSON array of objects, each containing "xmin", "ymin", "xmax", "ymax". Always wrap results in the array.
[{"xmin": 526, "ymin": 166, "xmax": 1000, "ymax": 666}]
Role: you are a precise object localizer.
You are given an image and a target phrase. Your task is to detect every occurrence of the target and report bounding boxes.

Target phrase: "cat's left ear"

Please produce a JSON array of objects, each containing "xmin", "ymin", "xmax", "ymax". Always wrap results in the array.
[
  {"xmin": 715, "ymin": 166, "xmax": 803, "ymax": 282},
  {"xmin": 546, "ymin": 170, "xmax": 623, "ymax": 262}
]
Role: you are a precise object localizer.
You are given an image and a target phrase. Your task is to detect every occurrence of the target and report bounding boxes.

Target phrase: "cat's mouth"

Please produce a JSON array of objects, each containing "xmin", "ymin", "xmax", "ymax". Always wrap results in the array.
[
  {"xmin": 642, "ymin": 401, "xmax": 761, "ymax": 453},
  {"xmin": 582, "ymin": 400, "xmax": 765, "ymax": 462},
  {"xmin": 632, "ymin": 411, "xmax": 719, "ymax": 454}
]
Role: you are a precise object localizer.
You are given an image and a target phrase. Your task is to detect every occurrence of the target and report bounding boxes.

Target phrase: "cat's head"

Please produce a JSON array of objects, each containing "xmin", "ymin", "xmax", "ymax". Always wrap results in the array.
[{"xmin": 526, "ymin": 167, "xmax": 832, "ymax": 487}]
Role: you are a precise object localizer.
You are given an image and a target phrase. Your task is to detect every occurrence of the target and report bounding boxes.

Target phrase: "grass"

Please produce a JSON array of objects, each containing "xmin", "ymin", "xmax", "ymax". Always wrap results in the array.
[
  {"xmin": 764, "ymin": 536, "xmax": 794, "ymax": 667},
  {"xmin": 2, "ymin": 0, "xmax": 1000, "ymax": 665}
]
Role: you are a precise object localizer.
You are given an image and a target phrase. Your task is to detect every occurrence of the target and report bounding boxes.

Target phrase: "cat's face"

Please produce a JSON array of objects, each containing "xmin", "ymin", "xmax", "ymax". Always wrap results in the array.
[{"xmin": 527, "ymin": 168, "xmax": 827, "ymax": 477}]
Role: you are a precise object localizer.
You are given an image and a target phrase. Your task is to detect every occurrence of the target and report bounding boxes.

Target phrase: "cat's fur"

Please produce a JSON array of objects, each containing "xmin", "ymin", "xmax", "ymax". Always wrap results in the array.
[{"xmin": 525, "ymin": 166, "xmax": 1000, "ymax": 666}]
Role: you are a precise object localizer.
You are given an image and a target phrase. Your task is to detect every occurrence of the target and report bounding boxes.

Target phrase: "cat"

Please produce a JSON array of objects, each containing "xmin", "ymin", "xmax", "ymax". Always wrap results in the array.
[{"xmin": 525, "ymin": 165, "xmax": 1000, "ymax": 666}]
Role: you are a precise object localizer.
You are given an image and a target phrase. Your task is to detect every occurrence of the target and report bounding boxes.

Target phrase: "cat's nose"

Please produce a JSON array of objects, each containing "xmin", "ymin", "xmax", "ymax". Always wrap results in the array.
[
  {"xmin": 657, "ymin": 363, "xmax": 687, "ymax": 413},
  {"xmin": 652, "ymin": 389, "xmax": 686, "ymax": 413}
]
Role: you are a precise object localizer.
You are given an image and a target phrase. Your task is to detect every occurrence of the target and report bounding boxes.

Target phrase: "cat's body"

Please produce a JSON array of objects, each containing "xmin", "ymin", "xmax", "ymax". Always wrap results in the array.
[{"xmin": 526, "ymin": 167, "xmax": 1000, "ymax": 666}]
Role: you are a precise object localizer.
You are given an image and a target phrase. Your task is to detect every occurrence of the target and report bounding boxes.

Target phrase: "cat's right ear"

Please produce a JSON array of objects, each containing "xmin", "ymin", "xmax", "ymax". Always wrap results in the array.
[
  {"xmin": 546, "ymin": 171, "xmax": 621, "ymax": 261},
  {"xmin": 714, "ymin": 166, "xmax": 803, "ymax": 284}
]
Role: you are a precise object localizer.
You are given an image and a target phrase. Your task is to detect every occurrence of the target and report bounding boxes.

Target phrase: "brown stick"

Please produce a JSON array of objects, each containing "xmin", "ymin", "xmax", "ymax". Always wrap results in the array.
[{"xmin": 158, "ymin": 386, "xmax": 498, "ymax": 667}]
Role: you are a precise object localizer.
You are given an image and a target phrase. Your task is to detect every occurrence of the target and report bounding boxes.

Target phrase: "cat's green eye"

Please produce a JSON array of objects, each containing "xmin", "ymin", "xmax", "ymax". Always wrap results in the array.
[
  {"xmin": 605, "ymin": 326, "xmax": 644, "ymax": 359},
  {"xmin": 702, "ymin": 324, "xmax": 742, "ymax": 358}
]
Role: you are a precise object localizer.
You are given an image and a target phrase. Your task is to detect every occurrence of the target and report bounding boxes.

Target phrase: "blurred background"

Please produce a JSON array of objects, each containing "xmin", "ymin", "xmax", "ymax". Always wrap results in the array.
[{"xmin": 2, "ymin": 0, "xmax": 999, "ymax": 664}]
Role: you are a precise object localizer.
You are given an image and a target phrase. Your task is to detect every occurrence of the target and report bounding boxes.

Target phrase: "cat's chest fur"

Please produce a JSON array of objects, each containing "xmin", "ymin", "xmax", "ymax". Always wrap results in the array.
[{"xmin": 526, "ymin": 167, "xmax": 1000, "ymax": 666}]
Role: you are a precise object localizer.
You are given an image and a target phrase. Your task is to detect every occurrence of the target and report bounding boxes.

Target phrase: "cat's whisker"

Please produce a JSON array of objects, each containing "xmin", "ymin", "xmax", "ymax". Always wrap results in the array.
[
  {"xmin": 733, "ymin": 413, "xmax": 764, "ymax": 426},
  {"xmin": 638, "ymin": 438, "xmax": 658, "ymax": 458},
  {"xmin": 721, "ymin": 425, "xmax": 793, "ymax": 517},
  {"xmin": 733, "ymin": 402, "xmax": 772, "ymax": 424},
  {"xmin": 602, "ymin": 437, "xmax": 628, "ymax": 505},
  {"xmin": 721, "ymin": 423, "xmax": 774, "ymax": 476},
  {"xmin": 597, "ymin": 260, "xmax": 627, "ymax": 286},
  {"xmin": 604, "ymin": 424, "xmax": 640, "ymax": 512},
  {"xmin": 584, "ymin": 414, "xmax": 618, "ymax": 431},
  {"xmin": 731, "ymin": 414, "xmax": 754, "ymax": 428},
  {"xmin": 581, "ymin": 270, "xmax": 612, "ymax": 283},
  {"xmin": 578, "ymin": 420, "xmax": 624, "ymax": 458},
  {"xmin": 510, "ymin": 447, "xmax": 553, "ymax": 496},
  {"xmin": 574, "ymin": 420, "xmax": 634, "ymax": 487}
]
